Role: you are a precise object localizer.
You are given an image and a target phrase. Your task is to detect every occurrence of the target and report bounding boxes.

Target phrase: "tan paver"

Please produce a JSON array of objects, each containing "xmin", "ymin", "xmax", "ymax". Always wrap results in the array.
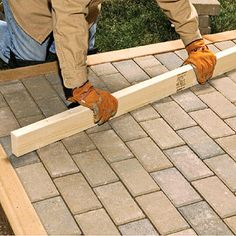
[
  {"xmin": 119, "ymin": 219, "xmax": 159, "ymax": 235},
  {"xmin": 153, "ymin": 101, "xmax": 196, "ymax": 130},
  {"xmin": 112, "ymin": 158, "xmax": 159, "ymax": 197},
  {"xmin": 224, "ymin": 216, "xmax": 236, "ymax": 235},
  {"xmin": 16, "ymin": 163, "xmax": 59, "ymax": 202},
  {"xmin": 131, "ymin": 105, "xmax": 160, "ymax": 122},
  {"xmin": 210, "ymin": 76, "xmax": 236, "ymax": 103},
  {"xmin": 144, "ymin": 64, "xmax": 169, "ymax": 77},
  {"xmin": 0, "ymin": 93, "xmax": 7, "ymax": 108},
  {"xmin": 34, "ymin": 196, "xmax": 81, "ymax": 235},
  {"xmin": 179, "ymin": 201, "xmax": 233, "ymax": 235},
  {"xmin": 54, "ymin": 173, "xmax": 102, "ymax": 215},
  {"xmin": 134, "ymin": 55, "xmax": 161, "ymax": 68},
  {"xmin": 90, "ymin": 62, "xmax": 118, "ymax": 76},
  {"xmin": 113, "ymin": 60, "xmax": 149, "ymax": 84},
  {"xmin": 191, "ymin": 82, "xmax": 215, "ymax": 96},
  {"xmin": 205, "ymin": 154, "xmax": 236, "ymax": 192},
  {"xmin": 216, "ymin": 135, "xmax": 236, "ymax": 161},
  {"xmin": 127, "ymin": 137, "xmax": 172, "ymax": 172},
  {"xmin": 110, "ymin": 114, "xmax": 147, "ymax": 141},
  {"xmin": 136, "ymin": 191, "xmax": 189, "ymax": 235},
  {"xmin": 73, "ymin": 150, "xmax": 118, "ymax": 187},
  {"xmin": 140, "ymin": 118, "xmax": 185, "ymax": 149},
  {"xmin": 214, "ymin": 40, "xmax": 236, "ymax": 50},
  {"xmin": 62, "ymin": 132, "xmax": 96, "ymax": 155},
  {"xmin": 190, "ymin": 109, "xmax": 234, "ymax": 139},
  {"xmin": 225, "ymin": 117, "xmax": 236, "ymax": 132},
  {"xmin": 37, "ymin": 142, "xmax": 79, "ymax": 178},
  {"xmin": 165, "ymin": 146, "xmax": 213, "ymax": 181},
  {"xmin": 0, "ymin": 107, "xmax": 19, "ymax": 137},
  {"xmin": 89, "ymin": 130, "xmax": 133, "ymax": 163},
  {"xmin": 174, "ymin": 49, "xmax": 188, "ymax": 60},
  {"xmin": 167, "ymin": 229, "xmax": 197, "ymax": 236},
  {"xmin": 171, "ymin": 89, "xmax": 207, "ymax": 112},
  {"xmin": 0, "ymin": 81, "xmax": 25, "ymax": 94},
  {"xmin": 152, "ymin": 168, "xmax": 201, "ymax": 207},
  {"xmin": 227, "ymin": 69, "xmax": 236, "ymax": 83},
  {"xmin": 155, "ymin": 52, "xmax": 183, "ymax": 70},
  {"xmin": 199, "ymin": 91, "xmax": 236, "ymax": 119},
  {"xmin": 75, "ymin": 209, "xmax": 120, "ymax": 235},
  {"xmin": 192, "ymin": 176, "xmax": 236, "ymax": 218},
  {"xmin": 94, "ymin": 182, "xmax": 145, "ymax": 225}
]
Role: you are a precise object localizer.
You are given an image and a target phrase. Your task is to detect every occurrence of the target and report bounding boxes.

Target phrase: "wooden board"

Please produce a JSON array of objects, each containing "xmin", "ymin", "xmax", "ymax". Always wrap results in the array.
[
  {"xmin": 11, "ymin": 46, "xmax": 236, "ymax": 157},
  {"xmin": 0, "ymin": 145, "xmax": 47, "ymax": 235}
]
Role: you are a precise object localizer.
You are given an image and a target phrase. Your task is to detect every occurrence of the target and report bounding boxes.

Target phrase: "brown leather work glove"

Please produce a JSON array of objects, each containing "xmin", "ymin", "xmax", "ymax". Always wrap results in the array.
[
  {"xmin": 69, "ymin": 81, "xmax": 118, "ymax": 125},
  {"xmin": 184, "ymin": 39, "xmax": 217, "ymax": 85}
]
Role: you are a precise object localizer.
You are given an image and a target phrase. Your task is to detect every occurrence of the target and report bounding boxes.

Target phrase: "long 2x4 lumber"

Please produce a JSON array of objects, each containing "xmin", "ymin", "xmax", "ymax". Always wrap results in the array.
[{"xmin": 11, "ymin": 46, "xmax": 236, "ymax": 157}]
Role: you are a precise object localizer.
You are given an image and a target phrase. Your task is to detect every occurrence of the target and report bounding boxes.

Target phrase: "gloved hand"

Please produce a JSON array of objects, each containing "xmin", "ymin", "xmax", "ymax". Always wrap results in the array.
[
  {"xmin": 69, "ymin": 81, "xmax": 118, "ymax": 125},
  {"xmin": 184, "ymin": 39, "xmax": 217, "ymax": 85}
]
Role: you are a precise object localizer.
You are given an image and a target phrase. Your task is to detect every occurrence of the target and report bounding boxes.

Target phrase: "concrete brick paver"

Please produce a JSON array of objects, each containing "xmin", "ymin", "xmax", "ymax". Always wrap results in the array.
[
  {"xmin": 190, "ymin": 109, "xmax": 234, "ymax": 139},
  {"xmin": 140, "ymin": 118, "xmax": 185, "ymax": 149},
  {"xmin": 0, "ymin": 93, "xmax": 7, "ymax": 108},
  {"xmin": 75, "ymin": 209, "xmax": 120, "ymax": 235},
  {"xmin": 16, "ymin": 163, "xmax": 59, "ymax": 202},
  {"xmin": 227, "ymin": 69, "xmax": 236, "ymax": 83},
  {"xmin": 86, "ymin": 122, "xmax": 111, "ymax": 134},
  {"xmin": 34, "ymin": 196, "xmax": 81, "ymax": 235},
  {"xmin": 167, "ymin": 229, "xmax": 197, "ymax": 236},
  {"xmin": 224, "ymin": 216, "xmax": 236, "ymax": 235},
  {"xmin": 119, "ymin": 219, "xmax": 159, "ymax": 235},
  {"xmin": 225, "ymin": 117, "xmax": 236, "ymax": 131},
  {"xmin": 214, "ymin": 40, "xmax": 236, "ymax": 50},
  {"xmin": 112, "ymin": 158, "xmax": 159, "ymax": 197},
  {"xmin": 127, "ymin": 137, "xmax": 172, "ymax": 172},
  {"xmin": 110, "ymin": 114, "xmax": 147, "ymax": 141},
  {"xmin": 155, "ymin": 52, "xmax": 183, "ymax": 70},
  {"xmin": 94, "ymin": 182, "xmax": 145, "ymax": 225},
  {"xmin": 136, "ymin": 191, "xmax": 189, "ymax": 235},
  {"xmin": 73, "ymin": 150, "xmax": 118, "ymax": 187},
  {"xmin": 179, "ymin": 201, "xmax": 233, "ymax": 235},
  {"xmin": 18, "ymin": 114, "xmax": 44, "ymax": 127},
  {"xmin": 37, "ymin": 142, "xmax": 78, "ymax": 178},
  {"xmin": 191, "ymin": 82, "xmax": 215, "ymax": 96},
  {"xmin": 151, "ymin": 168, "xmax": 201, "ymax": 207},
  {"xmin": 54, "ymin": 173, "xmax": 102, "ymax": 215},
  {"xmin": 89, "ymin": 130, "xmax": 133, "ymax": 163},
  {"xmin": 90, "ymin": 62, "xmax": 118, "ymax": 76},
  {"xmin": 153, "ymin": 101, "xmax": 196, "ymax": 130},
  {"xmin": 192, "ymin": 176, "xmax": 236, "ymax": 218},
  {"xmin": 131, "ymin": 105, "xmax": 160, "ymax": 122},
  {"xmin": 164, "ymin": 146, "xmax": 213, "ymax": 181}
]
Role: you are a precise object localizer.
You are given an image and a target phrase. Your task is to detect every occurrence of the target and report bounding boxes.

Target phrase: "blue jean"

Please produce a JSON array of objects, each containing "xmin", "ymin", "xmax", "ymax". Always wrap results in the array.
[{"xmin": 0, "ymin": 0, "xmax": 97, "ymax": 63}]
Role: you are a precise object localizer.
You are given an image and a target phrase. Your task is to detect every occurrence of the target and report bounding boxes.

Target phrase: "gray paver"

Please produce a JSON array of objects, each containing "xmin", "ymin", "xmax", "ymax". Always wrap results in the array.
[
  {"xmin": 112, "ymin": 158, "xmax": 159, "ymax": 197},
  {"xmin": 190, "ymin": 109, "xmax": 234, "ymax": 139},
  {"xmin": 140, "ymin": 118, "xmax": 185, "ymax": 149},
  {"xmin": 152, "ymin": 168, "xmax": 201, "ymax": 207},
  {"xmin": 89, "ymin": 130, "xmax": 133, "ymax": 163},
  {"xmin": 171, "ymin": 89, "xmax": 207, "ymax": 112},
  {"xmin": 224, "ymin": 216, "xmax": 236, "ymax": 235},
  {"xmin": 131, "ymin": 105, "xmax": 160, "ymax": 122},
  {"xmin": 136, "ymin": 191, "xmax": 189, "ymax": 235},
  {"xmin": 0, "ymin": 81, "xmax": 25, "ymax": 94},
  {"xmin": 94, "ymin": 182, "xmax": 145, "ymax": 225},
  {"xmin": 191, "ymin": 83, "xmax": 215, "ymax": 96},
  {"xmin": 88, "ymin": 68, "xmax": 108, "ymax": 91},
  {"xmin": 205, "ymin": 154, "xmax": 236, "ymax": 192},
  {"xmin": 155, "ymin": 52, "xmax": 183, "ymax": 70},
  {"xmin": 199, "ymin": 91, "xmax": 236, "ymax": 119},
  {"xmin": 174, "ymin": 49, "xmax": 188, "ymax": 60},
  {"xmin": 34, "ymin": 196, "xmax": 81, "ymax": 235},
  {"xmin": 73, "ymin": 150, "xmax": 118, "ymax": 187},
  {"xmin": 0, "ymin": 107, "xmax": 19, "ymax": 137},
  {"xmin": 214, "ymin": 40, "xmax": 236, "ymax": 50},
  {"xmin": 90, "ymin": 63, "xmax": 118, "ymax": 76},
  {"xmin": 216, "ymin": 135, "xmax": 236, "ymax": 161},
  {"xmin": 164, "ymin": 146, "xmax": 213, "ymax": 181},
  {"xmin": 167, "ymin": 229, "xmax": 197, "ymax": 236},
  {"xmin": 144, "ymin": 64, "xmax": 169, "ymax": 77},
  {"xmin": 18, "ymin": 114, "xmax": 44, "ymax": 127},
  {"xmin": 45, "ymin": 72, "xmax": 62, "ymax": 85},
  {"xmin": 16, "ymin": 163, "xmax": 59, "ymax": 202},
  {"xmin": 113, "ymin": 60, "xmax": 149, "ymax": 84},
  {"xmin": 62, "ymin": 131, "xmax": 96, "ymax": 154},
  {"xmin": 225, "ymin": 117, "xmax": 236, "ymax": 132},
  {"xmin": 179, "ymin": 201, "xmax": 233, "ymax": 235},
  {"xmin": 134, "ymin": 55, "xmax": 161, "ymax": 68},
  {"xmin": 110, "ymin": 114, "xmax": 147, "ymax": 142},
  {"xmin": 0, "ymin": 93, "xmax": 7, "ymax": 108},
  {"xmin": 86, "ymin": 122, "xmax": 111, "ymax": 134},
  {"xmin": 177, "ymin": 126, "xmax": 224, "ymax": 159},
  {"xmin": 119, "ymin": 219, "xmax": 159, "ymax": 235},
  {"xmin": 127, "ymin": 137, "xmax": 172, "ymax": 172},
  {"xmin": 75, "ymin": 209, "xmax": 120, "ymax": 235},
  {"xmin": 153, "ymin": 101, "xmax": 196, "ymax": 130},
  {"xmin": 192, "ymin": 176, "xmax": 236, "ymax": 218},
  {"xmin": 37, "ymin": 142, "xmax": 78, "ymax": 178},
  {"xmin": 54, "ymin": 173, "xmax": 102, "ymax": 215}
]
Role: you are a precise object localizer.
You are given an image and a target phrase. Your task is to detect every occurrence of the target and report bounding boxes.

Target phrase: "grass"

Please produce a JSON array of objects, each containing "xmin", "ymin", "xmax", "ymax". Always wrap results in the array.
[{"xmin": 96, "ymin": 0, "xmax": 236, "ymax": 52}]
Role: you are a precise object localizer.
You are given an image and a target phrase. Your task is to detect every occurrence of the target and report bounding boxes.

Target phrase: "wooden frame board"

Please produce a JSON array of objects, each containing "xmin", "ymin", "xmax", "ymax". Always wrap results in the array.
[
  {"xmin": 0, "ymin": 145, "xmax": 47, "ymax": 235},
  {"xmin": 11, "ymin": 46, "xmax": 236, "ymax": 157}
]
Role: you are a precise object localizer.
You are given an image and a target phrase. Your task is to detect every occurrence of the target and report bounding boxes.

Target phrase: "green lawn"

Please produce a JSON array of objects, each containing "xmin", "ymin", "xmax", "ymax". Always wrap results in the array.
[{"xmin": 96, "ymin": 0, "xmax": 236, "ymax": 52}]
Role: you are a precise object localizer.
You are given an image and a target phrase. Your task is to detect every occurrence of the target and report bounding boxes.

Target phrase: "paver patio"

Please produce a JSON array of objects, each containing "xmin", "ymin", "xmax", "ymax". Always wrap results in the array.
[{"xmin": 1, "ymin": 35, "xmax": 236, "ymax": 235}]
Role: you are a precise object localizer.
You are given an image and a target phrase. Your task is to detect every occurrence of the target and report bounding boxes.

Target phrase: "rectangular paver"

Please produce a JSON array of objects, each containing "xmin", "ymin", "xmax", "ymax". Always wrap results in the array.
[
  {"xmin": 112, "ymin": 158, "xmax": 159, "ymax": 197},
  {"xmin": 90, "ymin": 63, "xmax": 118, "ymax": 76},
  {"xmin": 224, "ymin": 216, "xmax": 236, "ymax": 235},
  {"xmin": 73, "ymin": 150, "xmax": 118, "ymax": 187},
  {"xmin": 151, "ymin": 168, "xmax": 201, "ymax": 207},
  {"xmin": 165, "ymin": 146, "xmax": 213, "ymax": 181},
  {"xmin": 140, "ymin": 118, "xmax": 185, "ymax": 149},
  {"xmin": 94, "ymin": 182, "xmax": 145, "ymax": 225},
  {"xmin": 155, "ymin": 52, "xmax": 183, "ymax": 70},
  {"xmin": 225, "ymin": 117, "xmax": 236, "ymax": 132},
  {"xmin": 192, "ymin": 176, "xmax": 236, "ymax": 218},
  {"xmin": 131, "ymin": 105, "xmax": 160, "ymax": 122},
  {"xmin": 0, "ymin": 93, "xmax": 7, "ymax": 108},
  {"xmin": 167, "ymin": 229, "xmax": 197, "ymax": 236},
  {"xmin": 54, "ymin": 173, "xmax": 102, "ymax": 215},
  {"xmin": 136, "ymin": 191, "xmax": 189, "ymax": 235}
]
